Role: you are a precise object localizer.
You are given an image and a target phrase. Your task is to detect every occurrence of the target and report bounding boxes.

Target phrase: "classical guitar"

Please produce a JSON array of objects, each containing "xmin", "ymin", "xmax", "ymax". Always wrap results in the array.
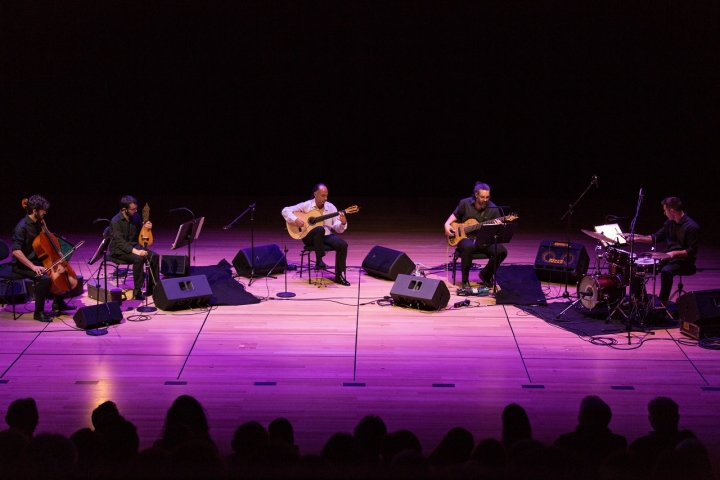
[
  {"xmin": 447, "ymin": 213, "xmax": 519, "ymax": 247},
  {"xmin": 286, "ymin": 205, "xmax": 360, "ymax": 240},
  {"xmin": 138, "ymin": 202, "xmax": 154, "ymax": 247}
]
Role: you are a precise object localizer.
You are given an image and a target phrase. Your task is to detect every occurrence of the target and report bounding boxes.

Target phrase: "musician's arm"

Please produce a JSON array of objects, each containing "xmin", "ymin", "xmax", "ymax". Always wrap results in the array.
[
  {"xmin": 444, "ymin": 214, "xmax": 458, "ymax": 236},
  {"xmin": 624, "ymin": 233, "xmax": 653, "ymax": 244},
  {"xmin": 12, "ymin": 249, "xmax": 44, "ymax": 275},
  {"xmin": 282, "ymin": 201, "xmax": 308, "ymax": 227}
]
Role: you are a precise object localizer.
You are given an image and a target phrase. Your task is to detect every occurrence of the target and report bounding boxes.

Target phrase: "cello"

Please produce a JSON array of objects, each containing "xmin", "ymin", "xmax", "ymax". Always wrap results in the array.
[{"xmin": 22, "ymin": 198, "xmax": 84, "ymax": 295}]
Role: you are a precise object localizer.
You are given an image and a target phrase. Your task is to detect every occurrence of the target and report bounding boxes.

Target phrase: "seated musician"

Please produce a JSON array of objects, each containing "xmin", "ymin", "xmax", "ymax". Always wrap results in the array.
[
  {"xmin": 624, "ymin": 197, "xmax": 699, "ymax": 306},
  {"xmin": 109, "ymin": 195, "xmax": 159, "ymax": 301},
  {"xmin": 281, "ymin": 183, "xmax": 350, "ymax": 286},
  {"xmin": 11, "ymin": 195, "xmax": 76, "ymax": 322},
  {"xmin": 444, "ymin": 182, "xmax": 507, "ymax": 289}
]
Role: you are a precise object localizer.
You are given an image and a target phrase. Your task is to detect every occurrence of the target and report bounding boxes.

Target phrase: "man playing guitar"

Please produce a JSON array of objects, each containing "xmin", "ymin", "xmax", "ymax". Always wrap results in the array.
[
  {"xmin": 282, "ymin": 184, "xmax": 351, "ymax": 286},
  {"xmin": 444, "ymin": 182, "xmax": 509, "ymax": 289}
]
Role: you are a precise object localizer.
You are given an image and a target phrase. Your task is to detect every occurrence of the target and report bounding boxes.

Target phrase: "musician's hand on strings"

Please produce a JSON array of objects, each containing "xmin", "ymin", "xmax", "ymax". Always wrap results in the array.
[
  {"xmin": 444, "ymin": 224, "xmax": 455, "ymax": 237},
  {"xmin": 293, "ymin": 218, "xmax": 305, "ymax": 228},
  {"xmin": 143, "ymin": 221, "xmax": 153, "ymax": 230},
  {"xmin": 132, "ymin": 248, "xmax": 148, "ymax": 257},
  {"xmin": 32, "ymin": 265, "xmax": 45, "ymax": 276}
]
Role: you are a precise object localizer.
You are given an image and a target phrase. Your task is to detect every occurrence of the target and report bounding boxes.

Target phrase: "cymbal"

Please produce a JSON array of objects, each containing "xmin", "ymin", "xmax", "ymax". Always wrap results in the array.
[
  {"xmin": 650, "ymin": 252, "xmax": 671, "ymax": 260},
  {"xmin": 581, "ymin": 229, "xmax": 615, "ymax": 244}
]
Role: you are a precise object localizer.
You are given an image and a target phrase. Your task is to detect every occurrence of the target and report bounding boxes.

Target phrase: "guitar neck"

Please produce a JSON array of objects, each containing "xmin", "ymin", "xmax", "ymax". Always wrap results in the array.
[
  {"xmin": 464, "ymin": 215, "xmax": 511, "ymax": 234},
  {"xmin": 309, "ymin": 211, "xmax": 341, "ymax": 225}
]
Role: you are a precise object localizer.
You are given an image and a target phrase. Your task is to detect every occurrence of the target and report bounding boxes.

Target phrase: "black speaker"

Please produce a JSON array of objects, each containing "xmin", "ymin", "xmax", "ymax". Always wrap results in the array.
[
  {"xmin": 73, "ymin": 301, "xmax": 123, "ymax": 329},
  {"xmin": 161, "ymin": 255, "xmax": 189, "ymax": 276},
  {"xmin": 232, "ymin": 244, "xmax": 286, "ymax": 277},
  {"xmin": 390, "ymin": 274, "xmax": 450, "ymax": 311},
  {"xmin": 678, "ymin": 290, "xmax": 720, "ymax": 340},
  {"xmin": 153, "ymin": 274, "xmax": 213, "ymax": 311},
  {"xmin": 533, "ymin": 240, "xmax": 589, "ymax": 283},
  {"xmin": 362, "ymin": 246, "xmax": 415, "ymax": 281}
]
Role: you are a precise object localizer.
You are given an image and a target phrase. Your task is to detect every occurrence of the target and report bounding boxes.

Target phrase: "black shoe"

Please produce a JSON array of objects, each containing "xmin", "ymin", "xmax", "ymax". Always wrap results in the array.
[
  {"xmin": 479, "ymin": 272, "xmax": 494, "ymax": 287},
  {"xmin": 316, "ymin": 260, "xmax": 328, "ymax": 270},
  {"xmin": 462, "ymin": 282, "xmax": 472, "ymax": 289},
  {"xmin": 51, "ymin": 301, "xmax": 77, "ymax": 312},
  {"xmin": 33, "ymin": 312, "xmax": 53, "ymax": 322},
  {"xmin": 133, "ymin": 290, "xmax": 146, "ymax": 301},
  {"xmin": 334, "ymin": 276, "xmax": 351, "ymax": 286}
]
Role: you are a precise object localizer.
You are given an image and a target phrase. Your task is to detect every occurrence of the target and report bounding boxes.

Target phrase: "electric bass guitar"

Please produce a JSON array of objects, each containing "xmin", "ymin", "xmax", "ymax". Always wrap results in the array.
[
  {"xmin": 447, "ymin": 213, "xmax": 519, "ymax": 247},
  {"xmin": 286, "ymin": 205, "xmax": 360, "ymax": 240}
]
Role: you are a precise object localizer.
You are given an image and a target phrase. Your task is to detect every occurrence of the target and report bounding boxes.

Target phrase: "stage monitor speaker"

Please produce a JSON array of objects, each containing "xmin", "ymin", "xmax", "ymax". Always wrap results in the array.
[
  {"xmin": 161, "ymin": 255, "xmax": 189, "ymax": 276},
  {"xmin": 73, "ymin": 301, "xmax": 123, "ymax": 329},
  {"xmin": 533, "ymin": 240, "xmax": 589, "ymax": 283},
  {"xmin": 232, "ymin": 244, "xmax": 286, "ymax": 277},
  {"xmin": 677, "ymin": 289, "xmax": 720, "ymax": 340},
  {"xmin": 362, "ymin": 246, "xmax": 415, "ymax": 281},
  {"xmin": 153, "ymin": 275, "xmax": 213, "ymax": 311},
  {"xmin": 390, "ymin": 274, "xmax": 450, "ymax": 311}
]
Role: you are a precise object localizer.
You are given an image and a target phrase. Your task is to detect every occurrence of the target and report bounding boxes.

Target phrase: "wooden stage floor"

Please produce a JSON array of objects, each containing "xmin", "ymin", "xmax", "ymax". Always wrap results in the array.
[{"xmin": 2, "ymin": 221, "xmax": 720, "ymax": 465}]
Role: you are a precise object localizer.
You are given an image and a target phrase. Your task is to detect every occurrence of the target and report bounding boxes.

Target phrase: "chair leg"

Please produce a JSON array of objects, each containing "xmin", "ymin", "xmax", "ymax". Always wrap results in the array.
[{"xmin": 669, "ymin": 276, "xmax": 685, "ymax": 302}]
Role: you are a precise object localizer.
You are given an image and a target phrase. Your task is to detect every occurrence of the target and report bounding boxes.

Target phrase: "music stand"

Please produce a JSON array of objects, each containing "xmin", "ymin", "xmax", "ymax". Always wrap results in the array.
[
  {"xmin": 473, "ymin": 222, "xmax": 517, "ymax": 296},
  {"xmin": 85, "ymin": 233, "xmax": 113, "ymax": 336},
  {"xmin": 171, "ymin": 217, "xmax": 205, "ymax": 271}
]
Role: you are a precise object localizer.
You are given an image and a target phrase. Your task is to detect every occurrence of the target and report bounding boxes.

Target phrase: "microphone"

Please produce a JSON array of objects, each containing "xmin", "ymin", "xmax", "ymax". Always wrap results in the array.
[
  {"xmin": 606, "ymin": 215, "xmax": 629, "ymax": 221},
  {"xmin": 93, "ymin": 218, "xmax": 109, "ymax": 224},
  {"xmin": 169, "ymin": 207, "xmax": 186, "ymax": 213},
  {"xmin": 578, "ymin": 291, "xmax": 593, "ymax": 297},
  {"xmin": 593, "ymin": 174, "xmax": 599, "ymax": 189},
  {"xmin": 249, "ymin": 203, "xmax": 256, "ymax": 209},
  {"xmin": 223, "ymin": 225, "xmax": 232, "ymax": 230},
  {"xmin": 639, "ymin": 188, "xmax": 644, "ymax": 202}
]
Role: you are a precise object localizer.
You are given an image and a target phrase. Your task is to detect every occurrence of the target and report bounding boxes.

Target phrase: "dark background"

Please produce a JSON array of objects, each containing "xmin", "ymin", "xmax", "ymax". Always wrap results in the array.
[{"xmin": 2, "ymin": 1, "xmax": 718, "ymax": 236}]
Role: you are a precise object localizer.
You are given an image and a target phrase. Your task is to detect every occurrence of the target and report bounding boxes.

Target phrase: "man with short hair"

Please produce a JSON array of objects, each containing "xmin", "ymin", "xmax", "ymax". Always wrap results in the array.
[
  {"xmin": 625, "ymin": 197, "xmax": 699, "ymax": 305},
  {"xmin": 109, "ymin": 195, "xmax": 159, "ymax": 300},
  {"xmin": 444, "ymin": 181, "xmax": 508, "ymax": 289}
]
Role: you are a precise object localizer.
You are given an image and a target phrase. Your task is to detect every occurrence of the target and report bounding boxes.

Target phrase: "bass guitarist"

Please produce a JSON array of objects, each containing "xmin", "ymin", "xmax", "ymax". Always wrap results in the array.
[
  {"xmin": 281, "ymin": 184, "xmax": 350, "ymax": 286},
  {"xmin": 444, "ymin": 181, "xmax": 508, "ymax": 289}
]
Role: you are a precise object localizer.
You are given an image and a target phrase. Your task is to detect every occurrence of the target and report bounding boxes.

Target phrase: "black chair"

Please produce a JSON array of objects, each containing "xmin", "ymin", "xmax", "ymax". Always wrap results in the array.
[
  {"xmin": 299, "ymin": 245, "xmax": 335, "ymax": 284},
  {"xmin": 0, "ymin": 239, "xmax": 29, "ymax": 320},
  {"xmin": 451, "ymin": 248, "xmax": 488, "ymax": 285},
  {"xmin": 101, "ymin": 227, "xmax": 133, "ymax": 287}
]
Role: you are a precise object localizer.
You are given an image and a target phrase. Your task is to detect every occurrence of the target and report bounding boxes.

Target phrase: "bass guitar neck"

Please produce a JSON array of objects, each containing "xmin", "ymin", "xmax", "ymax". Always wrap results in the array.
[{"xmin": 448, "ymin": 213, "xmax": 518, "ymax": 247}]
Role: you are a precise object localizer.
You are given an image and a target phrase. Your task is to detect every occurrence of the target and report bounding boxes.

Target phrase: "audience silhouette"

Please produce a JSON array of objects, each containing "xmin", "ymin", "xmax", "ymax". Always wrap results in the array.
[{"xmin": 0, "ymin": 395, "xmax": 715, "ymax": 479}]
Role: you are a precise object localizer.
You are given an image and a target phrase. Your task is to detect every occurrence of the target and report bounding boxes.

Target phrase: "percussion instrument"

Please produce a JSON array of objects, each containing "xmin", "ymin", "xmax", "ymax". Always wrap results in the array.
[
  {"xmin": 634, "ymin": 257, "xmax": 658, "ymax": 276},
  {"xmin": 581, "ymin": 229, "xmax": 615, "ymax": 244},
  {"xmin": 577, "ymin": 274, "xmax": 624, "ymax": 310}
]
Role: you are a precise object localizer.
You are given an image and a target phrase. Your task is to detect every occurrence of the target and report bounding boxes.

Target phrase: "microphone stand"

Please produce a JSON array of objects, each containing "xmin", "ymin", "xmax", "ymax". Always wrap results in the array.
[
  {"xmin": 136, "ymin": 245, "xmax": 157, "ymax": 313},
  {"xmin": 552, "ymin": 175, "xmax": 597, "ymax": 302},
  {"xmin": 276, "ymin": 245, "xmax": 296, "ymax": 298},
  {"xmin": 224, "ymin": 203, "xmax": 258, "ymax": 285},
  {"xmin": 87, "ymin": 221, "xmax": 113, "ymax": 336}
]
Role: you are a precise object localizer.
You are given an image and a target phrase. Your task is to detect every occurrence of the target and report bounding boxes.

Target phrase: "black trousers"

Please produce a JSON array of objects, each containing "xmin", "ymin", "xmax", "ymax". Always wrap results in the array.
[
  {"xmin": 12, "ymin": 266, "xmax": 62, "ymax": 313},
  {"xmin": 302, "ymin": 227, "xmax": 348, "ymax": 277},
  {"xmin": 629, "ymin": 259, "xmax": 695, "ymax": 302},
  {"xmin": 457, "ymin": 238, "xmax": 508, "ymax": 284},
  {"xmin": 112, "ymin": 249, "xmax": 159, "ymax": 293}
]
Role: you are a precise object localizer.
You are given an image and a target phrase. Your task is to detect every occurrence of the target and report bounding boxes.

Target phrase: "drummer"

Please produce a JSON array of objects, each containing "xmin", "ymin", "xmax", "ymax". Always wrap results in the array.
[{"xmin": 624, "ymin": 197, "xmax": 699, "ymax": 306}]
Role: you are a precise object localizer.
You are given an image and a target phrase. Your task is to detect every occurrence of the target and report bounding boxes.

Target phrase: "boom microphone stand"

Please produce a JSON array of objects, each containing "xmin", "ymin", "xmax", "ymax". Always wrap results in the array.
[
  {"xmin": 553, "ymin": 174, "xmax": 598, "ymax": 301},
  {"xmin": 224, "ymin": 203, "xmax": 258, "ymax": 285}
]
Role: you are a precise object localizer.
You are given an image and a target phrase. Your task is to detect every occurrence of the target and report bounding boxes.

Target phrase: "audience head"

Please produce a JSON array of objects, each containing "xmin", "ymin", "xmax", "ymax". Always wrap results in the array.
[
  {"xmin": 321, "ymin": 432, "xmax": 360, "ymax": 466},
  {"xmin": 231, "ymin": 421, "xmax": 269, "ymax": 460},
  {"xmin": 268, "ymin": 417, "xmax": 294, "ymax": 446},
  {"xmin": 163, "ymin": 395, "xmax": 209, "ymax": 437},
  {"xmin": 353, "ymin": 414, "xmax": 387, "ymax": 461},
  {"xmin": 427, "ymin": 427, "xmax": 474, "ymax": 466},
  {"xmin": 381, "ymin": 429, "xmax": 422, "ymax": 464},
  {"xmin": 5, "ymin": 398, "xmax": 39, "ymax": 440},
  {"xmin": 471, "ymin": 438, "xmax": 506, "ymax": 471},
  {"xmin": 502, "ymin": 403, "xmax": 532, "ymax": 448},
  {"xmin": 648, "ymin": 396, "xmax": 680, "ymax": 434},
  {"xmin": 577, "ymin": 395, "xmax": 612, "ymax": 428},
  {"xmin": 91, "ymin": 400, "xmax": 121, "ymax": 432}
]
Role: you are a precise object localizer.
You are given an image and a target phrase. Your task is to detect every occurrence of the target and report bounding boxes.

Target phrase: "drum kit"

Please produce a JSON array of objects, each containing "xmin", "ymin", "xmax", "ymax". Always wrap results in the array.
[{"xmin": 574, "ymin": 229, "xmax": 670, "ymax": 320}]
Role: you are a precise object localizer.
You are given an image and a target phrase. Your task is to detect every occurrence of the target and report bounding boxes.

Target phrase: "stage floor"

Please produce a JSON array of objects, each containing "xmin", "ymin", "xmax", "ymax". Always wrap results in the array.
[{"xmin": 2, "ymin": 222, "xmax": 720, "ymax": 466}]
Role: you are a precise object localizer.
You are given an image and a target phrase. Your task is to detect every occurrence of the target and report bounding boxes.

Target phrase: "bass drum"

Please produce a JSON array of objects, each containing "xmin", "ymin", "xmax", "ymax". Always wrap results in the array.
[{"xmin": 577, "ymin": 275, "xmax": 624, "ymax": 310}]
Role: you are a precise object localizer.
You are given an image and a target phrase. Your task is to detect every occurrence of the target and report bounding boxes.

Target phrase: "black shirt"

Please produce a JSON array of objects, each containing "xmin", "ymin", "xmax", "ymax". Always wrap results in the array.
[
  {"xmin": 11, "ymin": 215, "xmax": 43, "ymax": 270},
  {"xmin": 452, "ymin": 197, "xmax": 502, "ymax": 226},
  {"xmin": 652, "ymin": 214, "xmax": 700, "ymax": 263},
  {"xmin": 109, "ymin": 211, "xmax": 142, "ymax": 256}
]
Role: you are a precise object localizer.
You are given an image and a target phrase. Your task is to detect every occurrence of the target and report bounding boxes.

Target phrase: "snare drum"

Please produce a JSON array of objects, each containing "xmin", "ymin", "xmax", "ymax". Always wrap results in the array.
[
  {"xmin": 634, "ymin": 257, "xmax": 658, "ymax": 276},
  {"xmin": 577, "ymin": 274, "xmax": 624, "ymax": 310}
]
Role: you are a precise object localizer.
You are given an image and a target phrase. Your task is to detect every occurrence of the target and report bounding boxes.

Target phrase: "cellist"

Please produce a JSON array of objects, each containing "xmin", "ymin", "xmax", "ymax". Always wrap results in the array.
[{"xmin": 12, "ymin": 195, "xmax": 76, "ymax": 322}]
